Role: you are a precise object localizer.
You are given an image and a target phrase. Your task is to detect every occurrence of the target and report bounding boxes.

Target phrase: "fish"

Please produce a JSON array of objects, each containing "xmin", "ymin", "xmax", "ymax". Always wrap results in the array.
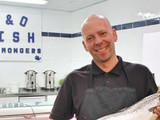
[{"xmin": 98, "ymin": 93, "xmax": 160, "ymax": 120}]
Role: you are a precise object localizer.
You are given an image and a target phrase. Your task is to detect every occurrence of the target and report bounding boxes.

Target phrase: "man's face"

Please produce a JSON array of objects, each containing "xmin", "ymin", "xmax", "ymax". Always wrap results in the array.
[{"xmin": 82, "ymin": 17, "xmax": 117, "ymax": 63}]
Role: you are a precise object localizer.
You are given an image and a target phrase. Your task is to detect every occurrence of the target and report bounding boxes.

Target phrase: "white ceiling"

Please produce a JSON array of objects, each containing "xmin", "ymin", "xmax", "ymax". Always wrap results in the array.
[{"xmin": 0, "ymin": 0, "xmax": 108, "ymax": 12}]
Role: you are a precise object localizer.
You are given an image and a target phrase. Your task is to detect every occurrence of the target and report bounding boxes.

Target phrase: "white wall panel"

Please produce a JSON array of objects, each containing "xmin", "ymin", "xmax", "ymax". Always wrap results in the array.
[{"xmin": 42, "ymin": 10, "xmax": 71, "ymax": 32}]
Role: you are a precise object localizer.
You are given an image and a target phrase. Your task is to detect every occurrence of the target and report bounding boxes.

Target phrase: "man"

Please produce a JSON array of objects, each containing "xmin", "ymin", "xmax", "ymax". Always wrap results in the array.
[{"xmin": 49, "ymin": 15, "xmax": 160, "ymax": 120}]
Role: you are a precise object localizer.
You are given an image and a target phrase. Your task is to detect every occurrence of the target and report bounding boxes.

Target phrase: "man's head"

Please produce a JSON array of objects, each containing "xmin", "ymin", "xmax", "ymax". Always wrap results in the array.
[{"xmin": 81, "ymin": 15, "xmax": 118, "ymax": 64}]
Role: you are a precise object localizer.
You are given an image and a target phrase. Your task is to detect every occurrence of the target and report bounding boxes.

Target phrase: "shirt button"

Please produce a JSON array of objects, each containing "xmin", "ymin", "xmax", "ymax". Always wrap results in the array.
[{"xmin": 82, "ymin": 116, "xmax": 86, "ymax": 120}]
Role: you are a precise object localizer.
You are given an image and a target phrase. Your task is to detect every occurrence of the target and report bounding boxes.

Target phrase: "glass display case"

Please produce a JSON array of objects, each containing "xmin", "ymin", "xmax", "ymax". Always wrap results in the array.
[
  {"xmin": 0, "ymin": 103, "xmax": 53, "ymax": 120},
  {"xmin": 0, "ymin": 87, "xmax": 58, "ymax": 119}
]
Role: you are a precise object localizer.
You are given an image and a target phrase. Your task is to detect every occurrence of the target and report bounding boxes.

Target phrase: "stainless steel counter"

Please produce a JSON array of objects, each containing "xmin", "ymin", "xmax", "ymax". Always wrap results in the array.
[{"xmin": 0, "ymin": 87, "xmax": 58, "ymax": 98}]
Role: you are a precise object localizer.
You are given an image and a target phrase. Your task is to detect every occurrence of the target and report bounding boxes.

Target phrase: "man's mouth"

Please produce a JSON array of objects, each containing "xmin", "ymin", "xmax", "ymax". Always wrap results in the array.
[{"xmin": 96, "ymin": 47, "xmax": 106, "ymax": 52}]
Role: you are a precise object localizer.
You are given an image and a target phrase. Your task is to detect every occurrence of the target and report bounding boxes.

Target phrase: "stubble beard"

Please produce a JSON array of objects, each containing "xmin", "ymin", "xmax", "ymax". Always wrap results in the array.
[
  {"xmin": 93, "ymin": 51, "xmax": 113, "ymax": 63},
  {"xmin": 92, "ymin": 47, "xmax": 116, "ymax": 64}
]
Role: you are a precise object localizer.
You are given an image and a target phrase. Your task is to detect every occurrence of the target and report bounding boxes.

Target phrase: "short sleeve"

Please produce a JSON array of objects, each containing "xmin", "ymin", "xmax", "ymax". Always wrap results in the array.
[
  {"xmin": 49, "ymin": 76, "xmax": 74, "ymax": 120},
  {"xmin": 146, "ymin": 68, "xmax": 158, "ymax": 94}
]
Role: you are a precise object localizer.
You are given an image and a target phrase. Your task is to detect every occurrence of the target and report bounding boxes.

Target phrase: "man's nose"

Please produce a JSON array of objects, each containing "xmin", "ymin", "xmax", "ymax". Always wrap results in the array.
[{"xmin": 94, "ymin": 35, "xmax": 102, "ymax": 45}]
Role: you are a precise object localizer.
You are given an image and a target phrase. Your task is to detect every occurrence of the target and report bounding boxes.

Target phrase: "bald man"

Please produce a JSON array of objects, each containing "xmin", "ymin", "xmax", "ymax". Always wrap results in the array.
[{"xmin": 49, "ymin": 15, "xmax": 159, "ymax": 120}]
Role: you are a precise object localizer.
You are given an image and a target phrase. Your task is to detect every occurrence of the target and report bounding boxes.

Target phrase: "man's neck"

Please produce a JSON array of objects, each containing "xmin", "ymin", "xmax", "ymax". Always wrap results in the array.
[{"xmin": 94, "ymin": 55, "xmax": 119, "ymax": 73}]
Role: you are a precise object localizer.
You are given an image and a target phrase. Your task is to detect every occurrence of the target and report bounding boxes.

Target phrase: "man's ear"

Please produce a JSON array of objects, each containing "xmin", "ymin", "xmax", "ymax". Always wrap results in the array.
[
  {"xmin": 112, "ymin": 28, "xmax": 118, "ymax": 42},
  {"xmin": 82, "ymin": 40, "xmax": 89, "ymax": 51}
]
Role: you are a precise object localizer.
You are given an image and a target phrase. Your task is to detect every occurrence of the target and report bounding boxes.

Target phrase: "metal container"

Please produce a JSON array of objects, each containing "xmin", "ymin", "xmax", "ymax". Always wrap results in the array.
[
  {"xmin": 43, "ymin": 70, "xmax": 56, "ymax": 89},
  {"xmin": 0, "ymin": 87, "xmax": 6, "ymax": 94},
  {"xmin": 24, "ymin": 70, "xmax": 37, "ymax": 91}
]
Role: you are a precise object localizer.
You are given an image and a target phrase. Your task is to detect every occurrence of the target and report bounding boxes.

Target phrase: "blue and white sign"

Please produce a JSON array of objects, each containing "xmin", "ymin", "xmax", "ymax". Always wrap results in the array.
[{"xmin": 0, "ymin": 10, "xmax": 42, "ymax": 61}]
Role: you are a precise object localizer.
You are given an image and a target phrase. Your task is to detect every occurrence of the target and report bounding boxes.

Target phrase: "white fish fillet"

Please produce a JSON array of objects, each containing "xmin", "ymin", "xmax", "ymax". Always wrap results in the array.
[{"xmin": 98, "ymin": 93, "xmax": 160, "ymax": 120}]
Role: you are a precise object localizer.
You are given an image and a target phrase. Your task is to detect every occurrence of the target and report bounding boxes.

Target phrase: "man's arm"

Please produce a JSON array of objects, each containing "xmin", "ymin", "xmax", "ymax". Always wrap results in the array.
[{"xmin": 153, "ymin": 90, "xmax": 160, "ymax": 117}]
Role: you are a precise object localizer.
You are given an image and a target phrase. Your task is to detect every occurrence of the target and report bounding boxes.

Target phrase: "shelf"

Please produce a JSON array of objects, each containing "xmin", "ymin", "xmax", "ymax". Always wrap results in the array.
[{"xmin": 0, "ymin": 87, "xmax": 58, "ymax": 98}]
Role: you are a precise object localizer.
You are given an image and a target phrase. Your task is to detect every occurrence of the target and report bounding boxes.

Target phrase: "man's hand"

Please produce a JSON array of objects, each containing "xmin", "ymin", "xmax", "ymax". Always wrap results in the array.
[
  {"xmin": 154, "ymin": 89, "xmax": 160, "ymax": 119},
  {"xmin": 154, "ymin": 105, "xmax": 160, "ymax": 116}
]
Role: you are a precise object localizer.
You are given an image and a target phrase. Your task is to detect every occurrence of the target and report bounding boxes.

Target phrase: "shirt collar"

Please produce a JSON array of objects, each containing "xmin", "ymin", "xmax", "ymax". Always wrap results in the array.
[{"xmin": 90, "ymin": 56, "xmax": 124, "ymax": 76}]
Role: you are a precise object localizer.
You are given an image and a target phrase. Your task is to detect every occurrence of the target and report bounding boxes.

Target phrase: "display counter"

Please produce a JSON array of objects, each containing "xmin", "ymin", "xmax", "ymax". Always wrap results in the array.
[
  {"xmin": 0, "ymin": 87, "xmax": 58, "ymax": 119},
  {"xmin": 0, "ymin": 100, "xmax": 54, "ymax": 119}
]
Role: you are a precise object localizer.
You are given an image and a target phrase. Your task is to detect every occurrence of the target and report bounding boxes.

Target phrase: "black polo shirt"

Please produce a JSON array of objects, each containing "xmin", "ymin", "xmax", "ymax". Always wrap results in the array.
[
  {"xmin": 50, "ymin": 56, "xmax": 158, "ymax": 120},
  {"xmin": 90, "ymin": 57, "xmax": 128, "ymax": 88}
]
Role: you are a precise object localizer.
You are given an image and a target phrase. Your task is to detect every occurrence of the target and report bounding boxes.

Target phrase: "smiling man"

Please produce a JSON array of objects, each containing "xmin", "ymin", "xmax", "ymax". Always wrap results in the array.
[
  {"xmin": 49, "ymin": 15, "xmax": 159, "ymax": 120},
  {"xmin": 81, "ymin": 15, "xmax": 118, "ymax": 73}
]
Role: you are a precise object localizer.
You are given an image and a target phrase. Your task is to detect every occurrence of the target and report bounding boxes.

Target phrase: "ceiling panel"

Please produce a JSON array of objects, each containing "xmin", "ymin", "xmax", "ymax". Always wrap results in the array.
[{"xmin": 0, "ymin": 0, "xmax": 108, "ymax": 12}]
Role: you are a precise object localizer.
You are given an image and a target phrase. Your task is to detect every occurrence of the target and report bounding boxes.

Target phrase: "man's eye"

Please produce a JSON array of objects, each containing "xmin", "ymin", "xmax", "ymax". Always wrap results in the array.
[
  {"xmin": 87, "ymin": 37, "xmax": 94, "ymax": 41},
  {"xmin": 100, "ymin": 32, "xmax": 106, "ymax": 36},
  {"xmin": 87, "ymin": 38, "xmax": 92, "ymax": 40}
]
